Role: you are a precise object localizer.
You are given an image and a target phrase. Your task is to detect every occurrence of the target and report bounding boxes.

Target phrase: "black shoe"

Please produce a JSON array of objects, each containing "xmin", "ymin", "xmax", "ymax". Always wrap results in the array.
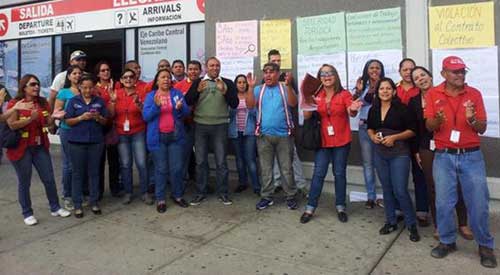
[
  {"xmin": 173, "ymin": 198, "xmax": 189, "ymax": 208},
  {"xmin": 234, "ymin": 185, "xmax": 248, "ymax": 193},
  {"xmin": 300, "ymin": 212, "xmax": 313, "ymax": 224},
  {"xmin": 365, "ymin": 200, "xmax": 375, "ymax": 209},
  {"xmin": 337, "ymin": 211, "xmax": 348, "ymax": 223},
  {"xmin": 218, "ymin": 195, "xmax": 233, "ymax": 205},
  {"xmin": 408, "ymin": 224, "xmax": 420, "ymax": 242},
  {"xmin": 190, "ymin": 195, "xmax": 206, "ymax": 206},
  {"xmin": 91, "ymin": 206, "xmax": 102, "ymax": 215},
  {"xmin": 431, "ymin": 243, "xmax": 457, "ymax": 259},
  {"xmin": 379, "ymin": 223, "xmax": 398, "ymax": 235},
  {"xmin": 479, "ymin": 246, "xmax": 498, "ymax": 268},
  {"xmin": 156, "ymin": 203, "xmax": 167, "ymax": 213},
  {"xmin": 74, "ymin": 209, "xmax": 84, "ymax": 219}
]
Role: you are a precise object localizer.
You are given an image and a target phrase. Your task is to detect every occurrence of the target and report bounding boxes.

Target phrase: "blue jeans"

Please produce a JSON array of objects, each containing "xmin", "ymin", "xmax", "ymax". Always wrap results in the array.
[
  {"xmin": 374, "ymin": 153, "xmax": 416, "ymax": 226},
  {"xmin": 231, "ymin": 132, "xmax": 260, "ymax": 192},
  {"xmin": 69, "ymin": 142, "xmax": 104, "ymax": 209},
  {"xmin": 358, "ymin": 124, "xmax": 376, "ymax": 201},
  {"xmin": 118, "ymin": 131, "xmax": 148, "ymax": 195},
  {"xmin": 152, "ymin": 132, "xmax": 184, "ymax": 200},
  {"xmin": 306, "ymin": 144, "xmax": 351, "ymax": 212},
  {"xmin": 433, "ymin": 150, "xmax": 494, "ymax": 249},
  {"xmin": 194, "ymin": 123, "xmax": 229, "ymax": 195},
  {"xmin": 59, "ymin": 128, "xmax": 73, "ymax": 198},
  {"xmin": 11, "ymin": 146, "xmax": 61, "ymax": 218}
]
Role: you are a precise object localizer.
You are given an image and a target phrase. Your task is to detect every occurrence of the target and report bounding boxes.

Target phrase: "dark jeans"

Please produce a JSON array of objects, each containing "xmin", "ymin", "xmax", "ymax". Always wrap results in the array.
[
  {"xmin": 194, "ymin": 123, "xmax": 229, "ymax": 195},
  {"xmin": 419, "ymin": 148, "xmax": 467, "ymax": 228},
  {"xmin": 152, "ymin": 132, "xmax": 184, "ymax": 201},
  {"xmin": 306, "ymin": 144, "xmax": 350, "ymax": 212},
  {"xmin": 11, "ymin": 146, "xmax": 61, "ymax": 218},
  {"xmin": 182, "ymin": 123, "xmax": 196, "ymax": 181},
  {"xmin": 231, "ymin": 132, "xmax": 260, "ymax": 192},
  {"xmin": 117, "ymin": 131, "xmax": 148, "ymax": 195},
  {"xmin": 374, "ymin": 152, "xmax": 416, "ymax": 227},
  {"xmin": 69, "ymin": 142, "xmax": 104, "ymax": 209},
  {"xmin": 99, "ymin": 143, "xmax": 122, "ymax": 196},
  {"xmin": 60, "ymin": 128, "xmax": 88, "ymax": 198},
  {"xmin": 411, "ymin": 154, "xmax": 429, "ymax": 214}
]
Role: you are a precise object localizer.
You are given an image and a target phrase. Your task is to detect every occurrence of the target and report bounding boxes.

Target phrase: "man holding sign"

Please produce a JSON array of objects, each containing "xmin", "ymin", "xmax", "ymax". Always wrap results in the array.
[{"xmin": 425, "ymin": 56, "xmax": 496, "ymax": 268}]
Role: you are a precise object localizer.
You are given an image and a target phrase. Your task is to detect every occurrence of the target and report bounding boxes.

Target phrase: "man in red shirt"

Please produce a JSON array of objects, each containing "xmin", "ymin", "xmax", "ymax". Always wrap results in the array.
[
  {"xmin": 425, "ymin": 56, "xmax": 496, "ymax": 268},
  {"xmin": 174, "ymin": 60, "xmax": 202, "ymax": 184}
]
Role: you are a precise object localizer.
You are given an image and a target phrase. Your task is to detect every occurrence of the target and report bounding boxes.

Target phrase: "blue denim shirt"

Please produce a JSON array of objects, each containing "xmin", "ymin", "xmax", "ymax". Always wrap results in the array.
[
  {"xmin": 142, "ymin": 88, "xmax": 190, "ymax": 151},
  {"xmin": 64, "ymin": 95, "xmax": 108, "ymax": 143},
  {"xmin": 228, "ymin": 105, "xmax": 257, "ymax": 138}
]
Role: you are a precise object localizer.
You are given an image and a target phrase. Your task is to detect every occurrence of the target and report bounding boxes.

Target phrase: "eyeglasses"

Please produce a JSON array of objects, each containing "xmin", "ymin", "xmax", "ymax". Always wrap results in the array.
[
  {"xmin": 27, "ymin": 82, "xmax": 40, "ymax": 87},
  {"xmin": 319, "ymin": 71, "xmax": 334, "ymax": 77},
  {"xmin": 121, "ymin": 75, "xmax": 135, "ymax": 80},
  {"xmin": 100, "ymin": 68, "xmax": 110, "ymax": 72}
]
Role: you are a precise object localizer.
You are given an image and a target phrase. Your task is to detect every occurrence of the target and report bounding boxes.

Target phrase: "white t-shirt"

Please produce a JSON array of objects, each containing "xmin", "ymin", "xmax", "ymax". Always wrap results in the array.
[{"xmin": 50, "ymin": 71, "xmax": 67, "ymax": 91}]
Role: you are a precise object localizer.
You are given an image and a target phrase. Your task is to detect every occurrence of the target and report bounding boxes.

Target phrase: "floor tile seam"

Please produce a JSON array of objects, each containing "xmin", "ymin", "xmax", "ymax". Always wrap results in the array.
[{"xmin": 367, "ymin": 227, "xmax": 404, "ymax": 275}]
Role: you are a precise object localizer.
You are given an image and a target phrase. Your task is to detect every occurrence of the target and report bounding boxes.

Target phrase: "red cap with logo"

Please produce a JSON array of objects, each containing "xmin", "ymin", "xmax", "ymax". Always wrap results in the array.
[{"xmin": 442, "ymin": 56, "xmax": 466, "ymax": 70}]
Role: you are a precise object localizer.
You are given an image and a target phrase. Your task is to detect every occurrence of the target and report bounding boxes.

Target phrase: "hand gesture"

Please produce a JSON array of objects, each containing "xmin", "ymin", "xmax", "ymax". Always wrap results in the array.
[
  {"xmin": 349, "ymin": 98, "xmax": 363, "ymax": 112},
  {"xmin": 371, "ymin": 132, "xmax": 383, "ymax": 144},
  {"xmin": 154, "ymin": 93, "xmax": 162, "ymax": 106},
  {"xmin": 30, "ymin": 108, "xmax": 39, "ymax": 121},
  {"xmin": 108, "ymin": 89, "xmax": 117, "ymax": 103},
  {"xmin": 175, "ymin": 97, "xmax": 183, "ymax": 110},
  {"xmin": 246, "ymin": 72, "xmax": 256, "ymax": 89},
  {"xmin": 216, "ymin": 79, "xmax": 227, "ymax": 95},
  {"xmin": 80, "ymin": 112, "xmax": 94, "ymax": 121},
  {"xmin": 0, "ymin": 88, "xmax": 6, "ymax": 104},
  {"xmin": 464, "ymin": 100, "xmax": 476, "ymax": 120},
  {"xmin": 51, "ymin": 108, "xmax": 66, "ymax": 119},
  {"xmin": 381, "ymin": 135, "xmax": 396, "ymax": 147},
  {"xmin": 133, "ymin": 94, "xmax": 143, "ymax": 109},
  {"xmin": 197, "ymin": 80, "xmax": 208, "ymax": 93},
  {"xmin": 285, "ymin": 72, "xmax": 294, "ymax": 86},
  {"xmin": 435, "ymin": 109, "xmax": 446, "ymax": 125},
  {"xmin": 13, "ymin": 100, "xmax": 34, "ymax": 111},
  {"xmin": 355, "ymin": 77, "xmax": 363, "ymax": 92}
]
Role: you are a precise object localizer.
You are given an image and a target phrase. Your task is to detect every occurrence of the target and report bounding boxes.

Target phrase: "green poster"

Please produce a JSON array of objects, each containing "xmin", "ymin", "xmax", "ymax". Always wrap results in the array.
[
  {"xmin": 346, "ymin": 7, "xmax": 402, "ymax": 51},
  {"xmin": 296, "ymin": 12, "xmax": 346, "ymax": 55}
]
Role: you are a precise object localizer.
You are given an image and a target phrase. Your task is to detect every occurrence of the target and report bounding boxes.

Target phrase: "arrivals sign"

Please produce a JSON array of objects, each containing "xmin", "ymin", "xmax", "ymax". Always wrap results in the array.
[{"xmin": 0, "ymin": 0, "xmax": 205, "ymax": 40}]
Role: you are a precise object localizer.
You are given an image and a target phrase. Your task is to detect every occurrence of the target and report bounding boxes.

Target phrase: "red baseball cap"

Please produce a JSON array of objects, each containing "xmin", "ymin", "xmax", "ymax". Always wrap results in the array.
[{"xmin": 442, "ymin": 56, "xmax": 466, "ymax": 70}]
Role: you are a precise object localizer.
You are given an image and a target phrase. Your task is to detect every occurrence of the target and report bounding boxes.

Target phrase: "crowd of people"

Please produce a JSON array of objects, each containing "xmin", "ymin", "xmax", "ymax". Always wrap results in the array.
[{"xmin": 0, "ymin": 49, "xmax": 496, "ymax": 268}]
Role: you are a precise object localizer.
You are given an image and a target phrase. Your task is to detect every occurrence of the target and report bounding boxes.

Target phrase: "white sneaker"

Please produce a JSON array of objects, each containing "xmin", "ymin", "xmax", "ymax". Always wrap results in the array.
[
  {"xmin": 23, "ymin": 216, "xmax": 38, "ymax": 226},
  {"xmin": 51, "ymin": 208, "xmax": 71, "ymax": 217}
]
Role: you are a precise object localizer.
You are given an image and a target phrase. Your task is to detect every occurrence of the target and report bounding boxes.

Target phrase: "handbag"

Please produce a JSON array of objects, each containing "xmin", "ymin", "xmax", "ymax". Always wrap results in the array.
[
  {"xmin": 299, "ymin": 111, "xmax": 322, "ymax": 150},
  {"xmin": 0, "ymin": 123, "xmax": 21, "ymax": 149}
]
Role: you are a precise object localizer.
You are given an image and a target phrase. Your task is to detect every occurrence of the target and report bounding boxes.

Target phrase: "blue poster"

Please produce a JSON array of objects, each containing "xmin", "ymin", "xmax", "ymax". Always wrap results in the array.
[
  {"xmin": 0, "ymin": 40, "xmax": 19, "ymax": 97},
  {"xmin": 21, "ymin": 37, "xmax": 52, "ymax": 98}
]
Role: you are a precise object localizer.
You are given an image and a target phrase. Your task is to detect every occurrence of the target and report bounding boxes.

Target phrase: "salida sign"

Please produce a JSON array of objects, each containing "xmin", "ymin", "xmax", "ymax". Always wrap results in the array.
[{"xmin": 0, "ymin": 0, "xmax": 204, "ymax": 40}]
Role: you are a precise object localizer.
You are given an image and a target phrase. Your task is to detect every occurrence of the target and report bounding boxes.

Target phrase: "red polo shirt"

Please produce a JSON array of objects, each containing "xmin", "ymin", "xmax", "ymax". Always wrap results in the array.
[
  {"xmin": 396, "ymin": 83, "xmax": 420, "ymax": 105},
  {"xmin": 174, "ymin": 78, "xmax": 194, "ymax": 95},
  {"xmin": 316, "ymin": 89, "xmax": 353, "ymax": 148},
  {"xmin": 424, "ymin": 82, "xmax": 486, "ymax": 149},
  {"xmin": 113, "ymin": 88, "xmax": 146, "ymax": 135}
]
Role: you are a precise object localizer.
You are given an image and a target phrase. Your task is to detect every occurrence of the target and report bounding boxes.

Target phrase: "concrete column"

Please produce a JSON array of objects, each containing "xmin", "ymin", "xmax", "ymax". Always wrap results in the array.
[{"xmin": 405, "ymin": 0, "xmax": 429, "ymax": 67}]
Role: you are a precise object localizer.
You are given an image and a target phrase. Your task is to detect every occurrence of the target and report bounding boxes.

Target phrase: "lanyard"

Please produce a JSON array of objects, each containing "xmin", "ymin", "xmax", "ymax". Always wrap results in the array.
[{"xmin": 447, "ymin": 94, "xmax": 465, "ymax": 128}]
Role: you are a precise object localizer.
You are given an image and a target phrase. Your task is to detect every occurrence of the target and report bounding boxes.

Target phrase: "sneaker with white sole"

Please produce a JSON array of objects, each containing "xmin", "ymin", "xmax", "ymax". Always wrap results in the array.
[
  {"xmin": 63, "ymin": 198, "xmax": 74, "ymax": 211},
  {"xmin": 23, "ymin": 216, "xmax": 38, "ymax": 226},
  {"xmin": 51, "ymin": 208, "xmax": 71, "ymax": 217}
]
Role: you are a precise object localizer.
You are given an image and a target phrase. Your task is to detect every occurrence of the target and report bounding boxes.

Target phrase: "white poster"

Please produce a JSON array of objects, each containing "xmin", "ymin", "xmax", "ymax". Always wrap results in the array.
[
  {"xmin": 297, "ymin": 53, "xmax": 347, "ymax": 125},
  {"xmin": 138, "ymin": 24, "xmax": 187, "ymax": 82},
  {"xmin": 190, "ymin": 22, "xmax": 206, "ymax": 75},
  {"xmin": 21, "ymin": 37, "xmax": 52, "ymax": 98},
  {"xmin": 432, "ymin": 47, "xmax": 500, "ymax": 138},
  {"xmin": 347, "ymin": 49, "xmax": 402, "ymax": 130},
  {"xmin": 219, "ymin": 57, "xmax": 254, "ymax": 84},
  {"xmin": 0, "ymin": 40, "xmax": 18, "ymax": 97}
]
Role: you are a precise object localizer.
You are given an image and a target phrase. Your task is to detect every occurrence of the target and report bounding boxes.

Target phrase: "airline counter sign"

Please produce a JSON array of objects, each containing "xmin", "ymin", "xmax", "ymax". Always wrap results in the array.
[{"xmin": 0, "ymin": 0, "xmax": 205, "ymax": 40}]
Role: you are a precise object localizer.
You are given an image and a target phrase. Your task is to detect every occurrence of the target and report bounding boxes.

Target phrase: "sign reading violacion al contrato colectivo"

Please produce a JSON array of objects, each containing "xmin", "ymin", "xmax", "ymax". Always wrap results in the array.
[{"xmin": 0, "ymin": 0, "xmax": 205, "ymax": 40}]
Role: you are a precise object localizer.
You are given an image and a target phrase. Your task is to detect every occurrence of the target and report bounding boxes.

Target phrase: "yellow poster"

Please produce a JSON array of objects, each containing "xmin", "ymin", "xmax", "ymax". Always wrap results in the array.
[
  {"xmin": 429, "ymin": 2, "xmax": 495, "ymax": 49},
  {"xmin": 260, "ymin": 19, "xmax": 292, "ymax": 69}
]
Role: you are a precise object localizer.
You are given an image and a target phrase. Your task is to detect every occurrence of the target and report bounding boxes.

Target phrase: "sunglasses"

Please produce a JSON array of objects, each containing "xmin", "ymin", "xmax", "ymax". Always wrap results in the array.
[
  {"xmin": 319, "ymin": 71, "xmax": 335, "ymax": 77},
  {"xmin": 27, "ymin": 82, "xmax": 40, "ymax": 87},
  {"xmin": 121, "ymin": 75, "xmax": 135, "ymax": 80}
]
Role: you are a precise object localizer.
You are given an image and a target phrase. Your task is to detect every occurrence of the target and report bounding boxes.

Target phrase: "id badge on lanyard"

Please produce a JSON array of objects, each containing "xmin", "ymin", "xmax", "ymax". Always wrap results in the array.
[
  {"xmin": 326, "ymin": 100, "xmax": 334, "ymax": 136},
  {"xmin": 124, "ymin": 109, "xmax": 130, "ymax": 132},
  {"xmin": 449, "ymin": 98, "xmax": 464, "ymax": 144}
]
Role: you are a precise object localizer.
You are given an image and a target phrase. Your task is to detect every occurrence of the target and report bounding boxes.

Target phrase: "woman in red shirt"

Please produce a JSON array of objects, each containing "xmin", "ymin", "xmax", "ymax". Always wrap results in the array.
[
  {"xmin": 6, "ymin": 74, "xmax": 71, "ymax": 225},
  {"xmin": 108, "ymin": 69, "xmax": 150, "ymax": 205},
  {"xmin": 95, "ymin": 61, "xmax": 122, "ymax": 198},
  {"xmin": 300, "ymin": 64, "xmax": 361, "ymax": 224}
]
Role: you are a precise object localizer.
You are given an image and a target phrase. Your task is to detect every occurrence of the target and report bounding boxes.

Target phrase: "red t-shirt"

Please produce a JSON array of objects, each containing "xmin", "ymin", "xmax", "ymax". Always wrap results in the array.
[
  {"xmin": 174, "ymin": 78, "xmax": 193, "ymax": 95},
  {"xmin": 159, "ymin": 94, "xmax": 175, "ymax": 133},
  {"xmin": 6, "ymin": 99, "xmax": 51, "ymax": 161},
  {"xmin": 424, "ymin": 82, "xmax": 486, "ymax": 149},
  {"xmin": 113, "ymin": 88, "xmax": 146, "ymax": 135},
  {"xmin": 316, "ymin": 89, "xmax": 353, "ymax": 148},
  {"xmin": 396, "ymin": 83, "xmax": 420, "ymax": 105}
]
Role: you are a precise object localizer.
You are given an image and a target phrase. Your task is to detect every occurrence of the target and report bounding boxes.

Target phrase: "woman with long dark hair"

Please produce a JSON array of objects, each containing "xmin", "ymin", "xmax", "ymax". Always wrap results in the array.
[
  {"xmin": 6, "ymin": 74, "xmax": 71, "ymax": 225},
  {"xmin": 300, "ymin": 64, "xmax": 361, "ymax": 224},
  {"xmin": 353, "ymin": 59, "xmax": 385, "ymax": 209},
  {"xmin": 143, "ymin": 69, "xmax": 190, "ymax": 213},
  {"xmin": 367, "ymin": 77, "xmax": 419, "ymax": 242},
  {"xmin": 54, "ymin": 65, "xmax": 83, "ymax": 210},
  {"xmin": 228, "ymin": 74, "xmax": 260, "ymax": 194},
  {"xmin": 64, "ymin": 75, "xmax": 109, "ymax": 218}
]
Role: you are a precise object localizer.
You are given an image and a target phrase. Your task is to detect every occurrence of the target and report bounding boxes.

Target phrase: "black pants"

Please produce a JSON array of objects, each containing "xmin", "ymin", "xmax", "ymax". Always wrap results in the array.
[{"xmin": 99, "ymin": 144, "xmax": 121, "ymax": 198}]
